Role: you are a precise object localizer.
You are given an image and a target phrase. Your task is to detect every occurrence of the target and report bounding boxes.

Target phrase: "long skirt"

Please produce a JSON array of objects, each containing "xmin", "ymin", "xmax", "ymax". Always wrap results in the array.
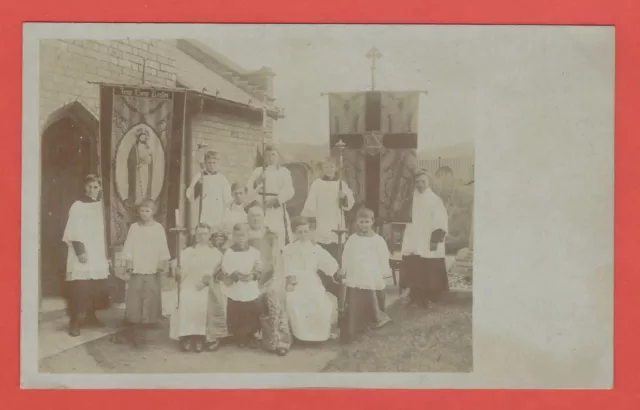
[
  {"xmin": 402, "ymin": 255, "xmax": 449, "ymax": 303},
  {"xmin": 206, "ymin": 282, "xmax": 229, "ymax": 343},
  {"xmin": 340, "ymin": 287, "xmax": 390, "ymax": 343},
  {"xmin": 125, "ymin": 273, "xmax": 162, "ymax": 325},
  {"xmin": 317, "ymin": 243, "xmax": 340, "ymax": 297},
  {"xmin": 66, "ymin": 278, "xmax": 109, "ymax": 322},
  {"xmin": 169, "ymin": 284, "xmax": 209, "ymax": 339},
  {"xmin": 259, "ymin": 286, "xmax": 292, "ymax": 352},
  {"xmin": 226, "ymin": 298, "xmax": 262, "ymax": 340},
  {"xmin": 286, "ymin": 282, "xmax": 333, "ymax": 342}
]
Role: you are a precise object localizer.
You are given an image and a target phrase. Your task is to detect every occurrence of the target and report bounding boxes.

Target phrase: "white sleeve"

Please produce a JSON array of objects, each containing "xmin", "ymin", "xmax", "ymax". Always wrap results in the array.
[
  {"xmin": 122, "ymin": 223, "xmax": 136, "ymax": 261},
  {"xmin": 62, "ymin": 201, "xmax": 82, "ymax": 243},
  {"xmin": 317, "ymin": 245, "xmax": 339, "ymax": 277},
  {"xmin": 341, "ymin": 182, "xmax": 355, "ymax": 211},
  {"xmin": 157, "ymin": 224, "xmax": 171, "ymax": 262},
  {"xmin": 300, "ymin": 180, "xmax": 318, "ymax": 218},
  {"xmin": 246, "ymin": 168, "xmax": 261, "ymax": 197},
  {"xmin": 434, "ymin": 197, "xmax": 449, "ymax": 234},
  {"xmin": 186, "ymin": 172, "xmax": 202, "ymax": 202},
  {"xmin": 278, "ymin": 168, "xmax": 295, "ymax": 204},
  {"xmin": 377, "ymin": 235, "xmax": 391, "ymax": 278},
  {"xmin": 221, "ymin": 175, "xmax": 232, "ymax": 207}
]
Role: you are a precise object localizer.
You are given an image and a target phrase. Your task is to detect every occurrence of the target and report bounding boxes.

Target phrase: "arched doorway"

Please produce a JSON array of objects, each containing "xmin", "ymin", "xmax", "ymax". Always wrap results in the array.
[{"xmin": 40, "ymin": 102, "xmax": 99, "ymax": 298}]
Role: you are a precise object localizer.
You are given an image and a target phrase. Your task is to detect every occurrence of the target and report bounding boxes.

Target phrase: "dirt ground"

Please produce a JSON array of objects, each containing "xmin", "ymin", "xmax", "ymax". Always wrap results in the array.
[{"xmin": 39, "ymin": 290, "xmax": 472, "ymax": 374}]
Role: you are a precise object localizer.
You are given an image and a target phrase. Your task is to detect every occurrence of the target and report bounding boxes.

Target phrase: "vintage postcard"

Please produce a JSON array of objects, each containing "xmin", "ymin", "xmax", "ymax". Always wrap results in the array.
[{"xmin": 21, "ymin": 23, "xmax": 613, "ymax": 388}]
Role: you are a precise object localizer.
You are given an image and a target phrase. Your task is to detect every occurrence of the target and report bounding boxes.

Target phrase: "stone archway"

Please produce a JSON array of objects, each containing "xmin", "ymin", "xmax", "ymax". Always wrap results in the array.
[{"xmin": 40, "ymin": 101, "xmax": 99, "ymax": 299}]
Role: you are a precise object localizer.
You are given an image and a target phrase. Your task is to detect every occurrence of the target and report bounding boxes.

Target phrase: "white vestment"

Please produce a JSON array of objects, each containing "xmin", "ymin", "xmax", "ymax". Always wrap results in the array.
[
  {"xmin": 283, "ymin": 241, "xmax": 339, "ymax": 342},
  {"xmin": 122, "ymin": 221, "xmax": 171, "ymax": 274},
  {"xmin": 186, "ymin": 172, "xmax": 232, "ymax": 231},
  {"xmin": 62, "ymin": 200, "xmax": 110, "ymax": 281},
  {"xmin": 247, "ymin": 166, "xmax": 294, "ymax": 249},
  {"xmin": 342, "ymin": 233, "xmax": 390, "ymax": 290},
  {"xmin": 401, "ymin": 188, "xmax": 449, "ymax": 259},
  {"xmin": 170, "ymin": 246, "xmax": 222, "ymax": 339},
  {"xmin": 301, "ymin": 178, "xmax": 355, "ymax": 245},
  {"xmin": 220, "ymin": 247, "xmax": 261, "ymax": 302}
]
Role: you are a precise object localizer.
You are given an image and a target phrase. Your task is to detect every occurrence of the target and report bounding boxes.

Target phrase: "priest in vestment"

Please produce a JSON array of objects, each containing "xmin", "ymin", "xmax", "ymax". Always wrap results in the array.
[
  {"xmin": 246, "ymin": 145, "xmax": 294, "ymax": 250},
  {"xmin": 186, "ymin": 151, "xmax": 233, "ymax": 233},
  {"xmin": 284, "ymin": 217, "xmax": 339, "ymax": 343},
  {"xmin": 62, "ymin": 174, "xmax": 111, "ymax": 337},
  {"xmin": 401, "ymin": 170, "xmax": 450, "ymax": 307}
]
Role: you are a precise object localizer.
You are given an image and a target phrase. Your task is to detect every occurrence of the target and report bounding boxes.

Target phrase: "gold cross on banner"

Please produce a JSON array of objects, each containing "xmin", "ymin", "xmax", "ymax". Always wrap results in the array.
[
  {"xmin": 362, "ymin": 131, "xmax": 385, "ymax": 156},
  {"xmin": 366, "ymin": 46, "xmax": 382, "ymax": 91}
]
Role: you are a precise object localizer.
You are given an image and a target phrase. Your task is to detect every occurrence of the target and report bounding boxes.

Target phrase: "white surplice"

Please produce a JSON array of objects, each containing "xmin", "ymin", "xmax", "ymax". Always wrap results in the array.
[
  {"xmin": 301, "ymin": 178, "xmax": 355, "ymax": 245},
  {"xmin": 220, "ymin": 247, "xmax": 262, "ymax": 302},
  {"xmin": 122, "ymin": 221, "xmax": 171, "ymax": 274},
  {"xmin": 223, "ymin": 203, "xmax": 248, "ymax": 234},
  {"xmin": 247, "ymin": 166, "xmax": 294, "ymax": 250},
  {"xmin": 62, "ymin": 200, "xmax": 110, "ymax": 281},
  {"xmin": 401, "ymin": 188, "xmax": 449, "ymax": 259},
  {"xmin": 283, "ymin": 241, "xmax": 339, "ymax": 342},
  {"xmin": 186, "ymin": 172, "xmax": 232, "ymax": 231},
  {"xmin": 342, "ymin": 233, "xmax": 390, "ymax": 290},
  {"xmin": 170, "ymin": 245, "xmax": 223, "ymax": 339}
]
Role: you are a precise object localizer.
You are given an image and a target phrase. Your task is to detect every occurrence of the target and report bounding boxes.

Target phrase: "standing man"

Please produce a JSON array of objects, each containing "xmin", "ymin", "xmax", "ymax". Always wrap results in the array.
[
  {"xmin": 246, "ymin": 145, "xmax": 294, "ymax": 250},
  {"xmin": 62, "ymin": 174, "xmax": 111, "ymax": 337},
  {"xmin": 186, "ymin": 151, "xmax": 232, "ymax": 234},
  {"xmin": 401, "ymin": 170, "xmax": 450, "ymax": 307}
]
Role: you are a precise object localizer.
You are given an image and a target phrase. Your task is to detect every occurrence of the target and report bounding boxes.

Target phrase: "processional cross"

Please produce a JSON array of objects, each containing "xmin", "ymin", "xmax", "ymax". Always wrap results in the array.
[{"xmin": 366, "ymin": 46, "xmax": 382, "ymax": 91}]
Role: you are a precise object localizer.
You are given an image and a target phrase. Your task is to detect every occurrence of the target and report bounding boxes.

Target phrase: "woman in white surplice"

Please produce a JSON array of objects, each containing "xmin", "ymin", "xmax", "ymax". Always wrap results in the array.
[
  {"xmin": 246, "ymin": 145, "xmax": 294, "ymax": 250},
  {"xmin": 170, "ymin": 223, "xmax": 223, "ymax": 353},
  {"xmin": 284, "ymin": 216, "xmax": 339, "ymax": 342},
  {"xmin": 401, "ymin": 170, "xmax": 449, "ymax": 308}
]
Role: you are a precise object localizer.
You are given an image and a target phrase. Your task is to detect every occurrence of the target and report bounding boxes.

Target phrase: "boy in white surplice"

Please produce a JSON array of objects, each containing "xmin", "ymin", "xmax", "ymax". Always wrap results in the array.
[
  {"xmin": 186, "ymin": 151, "xmax": 232, "ymax": 234},
  {"xmin": 169, "ymin": 223, "xmax": 223, "ymax": 353},
  {"xmin": 284, "ymin": 216, "xmax": 339, "ymax": 343},
  {"xmin": 339, "ymin": 207, "xmax": 392, "ymax": 343}
]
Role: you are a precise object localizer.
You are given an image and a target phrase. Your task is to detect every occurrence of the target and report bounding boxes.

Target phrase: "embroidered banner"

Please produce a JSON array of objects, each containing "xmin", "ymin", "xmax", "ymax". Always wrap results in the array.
[
  {"xmin": 99, "ymin": 85, "xmax": 187, "ymax": 253},
  {"xmin": 329, "ymin": 91, "xmax": 419, "ymax": 224}
]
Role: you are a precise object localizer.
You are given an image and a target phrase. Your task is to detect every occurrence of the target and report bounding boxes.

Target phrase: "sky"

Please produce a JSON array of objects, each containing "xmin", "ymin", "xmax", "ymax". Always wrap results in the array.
[{"xmin": 199, "ymin": 25, "xmax": 613, "ymax": 151}]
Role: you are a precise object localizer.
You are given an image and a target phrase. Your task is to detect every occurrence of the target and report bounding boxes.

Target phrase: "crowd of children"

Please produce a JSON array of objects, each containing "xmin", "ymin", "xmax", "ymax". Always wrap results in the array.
[{"xmin": 64, "ymin": 146, "xmax": 407, "ymax": 355}]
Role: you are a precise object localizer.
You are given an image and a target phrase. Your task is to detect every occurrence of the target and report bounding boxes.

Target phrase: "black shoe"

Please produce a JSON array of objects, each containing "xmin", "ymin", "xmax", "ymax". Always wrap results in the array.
[
  {"xmin": 180, "ymin": 337, "xmax": 192, "ymax": 352},
  {"xmin": 275, "ymin": 347, "xmax": 288, "ymax": 356},
  {"xmin": 68, "ymin": 324, "xmax": 80, "ymax": 337},
  {"xmin": 193, "ymin": 337, "xmax": 204, "ymax": 353},
  {"xmin": 206, "ymin": 341, "xmax": 220, "ymax": 352}
]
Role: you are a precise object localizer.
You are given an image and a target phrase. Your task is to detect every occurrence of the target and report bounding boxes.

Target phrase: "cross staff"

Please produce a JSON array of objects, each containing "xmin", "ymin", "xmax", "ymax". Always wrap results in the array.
[
  {"xmin": 333, "ymin": 139, "xmax": 349, "ymax": 329},
  {"xmin": 169, "ymin": 209, "xmax": 187, "ymax": 308},
  {"xmin": 366, "ymin": 46, "xmax": 382, "ymax": 91}
]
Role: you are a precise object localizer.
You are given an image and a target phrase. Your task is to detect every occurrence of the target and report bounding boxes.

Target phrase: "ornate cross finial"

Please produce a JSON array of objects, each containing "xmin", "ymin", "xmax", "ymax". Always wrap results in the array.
[{"xmin": 366, "ymin": 46, "xmax": 382, "ymax": 91}]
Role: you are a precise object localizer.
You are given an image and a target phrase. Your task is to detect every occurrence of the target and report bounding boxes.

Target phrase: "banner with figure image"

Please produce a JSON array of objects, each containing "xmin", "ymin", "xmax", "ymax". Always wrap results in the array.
[{"xmin": 99, "ymin": 85, "xmax": 186, "ymax": 255}]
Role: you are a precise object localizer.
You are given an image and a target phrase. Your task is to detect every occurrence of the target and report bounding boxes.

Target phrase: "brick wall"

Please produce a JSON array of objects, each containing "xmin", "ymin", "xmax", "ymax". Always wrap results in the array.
[
  {"xmin": 39, "ymin": 39, "xmax": 178, "ymax": 132},
  {"xmin": 185, "ymin": 111, "xmax": 273, "ymax": 230}
]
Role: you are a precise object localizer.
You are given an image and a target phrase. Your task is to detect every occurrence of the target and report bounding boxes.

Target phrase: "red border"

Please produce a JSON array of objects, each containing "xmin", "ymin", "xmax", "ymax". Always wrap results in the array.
[{"xmin": 2, "ymin": 0, "xmax": 637, "ymax": 408}]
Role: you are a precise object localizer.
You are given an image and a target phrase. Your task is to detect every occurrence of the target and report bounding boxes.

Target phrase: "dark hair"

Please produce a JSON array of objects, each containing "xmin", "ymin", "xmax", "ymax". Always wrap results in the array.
[
  {"xmin": 436, "ymin": 166, "xmax": 454, "ymax": 176},
  {"xmin": 195, "ymin": 223, "xmax": 212, "ymax": 232},
  {"xmin": 356, "ymin": 207, "xmax": 375, "ymax": 219},
  {"xmin": 231, "ymin": 182, "xmax": 247, "ymax": 193},
  {"xmin": 290, "ymin": 216, "xmax": 310, "ymax": 232},
  {"xmin": 233, "ymin": 222, "xmax": 250, "ymax": 232},
  {"xmin": 138, "ymin": 198, "xmax": 156, "ymax": 210},
  {"xmin": 204, "ymin": 151, "xmax": 220, "ymax": 160},
  {"xmin": 84, "ymin": 174, "xmax": 101, "ymax": 186}
]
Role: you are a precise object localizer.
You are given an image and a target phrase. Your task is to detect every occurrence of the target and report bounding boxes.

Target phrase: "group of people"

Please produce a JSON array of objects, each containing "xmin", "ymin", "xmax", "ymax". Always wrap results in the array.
[{"xmin": 61, "ymin": 143, "xmax": 451, "ymax": 357}]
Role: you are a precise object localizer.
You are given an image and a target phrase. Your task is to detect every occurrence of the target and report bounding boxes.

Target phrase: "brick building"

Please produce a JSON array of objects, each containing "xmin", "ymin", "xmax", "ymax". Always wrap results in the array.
[{"xmin": 40, "ymin": 38, "xmax": 282, "ymax": 300}]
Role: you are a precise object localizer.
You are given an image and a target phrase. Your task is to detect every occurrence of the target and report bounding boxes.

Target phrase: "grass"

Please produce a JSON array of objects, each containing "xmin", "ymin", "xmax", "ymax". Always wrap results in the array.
[{"xmin": 322, "ymin": 291, "xmax": 472, "ymax": 373}]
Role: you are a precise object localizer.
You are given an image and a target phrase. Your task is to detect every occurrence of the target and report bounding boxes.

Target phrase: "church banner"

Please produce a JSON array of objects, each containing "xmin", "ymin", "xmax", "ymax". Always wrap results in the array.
[
  {"xmin": 99, "ymin": 85, "xmax": 187, "ymax": 253},
  {"xmin": 329, "ymin": 91, "xmax": 419, "ymax": 224}
]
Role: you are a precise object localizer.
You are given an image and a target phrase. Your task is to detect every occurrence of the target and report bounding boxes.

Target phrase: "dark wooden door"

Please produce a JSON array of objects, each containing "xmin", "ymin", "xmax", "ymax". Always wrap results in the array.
[{"xmin": 40, "ymin": 118, "xmax": 95, "ymax": 297}]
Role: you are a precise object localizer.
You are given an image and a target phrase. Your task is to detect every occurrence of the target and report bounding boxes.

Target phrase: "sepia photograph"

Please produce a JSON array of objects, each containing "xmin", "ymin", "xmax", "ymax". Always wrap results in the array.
[{"xmin": 22, "ymin": 23, "xmax": 612, "ymax": 388}]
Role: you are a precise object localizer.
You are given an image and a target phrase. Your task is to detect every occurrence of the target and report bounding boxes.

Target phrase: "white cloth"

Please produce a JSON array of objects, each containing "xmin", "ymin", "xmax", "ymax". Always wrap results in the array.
[
  {"xmin": 401, "ymin": 188, "xmax": 449, "ymax": 258},
  {"xmin": 342, "ymin": 233, "xmax": 390, "ymax": 290},
  {"xmin": 220, "ymin": 247, "xmax": 261, "ymax": 302},
  {"xmin": 186, "ymin": 172, "xmax": 232, "ymax": 231},
  {"xmin": 122, "ymin": 221, "xmax": 171, "ymax": 274},
  {"xmin": 170, "ymin": 245, "xmax": 223, "ymax": 339},
  {"xmin": 301, "ymin": 178, "xmax": 354, "ymax": 244},
  {"xmin": 283, "ymin": 241, "xmax": 338, "ymax": 342},
  {"xmin": 223, "ymin": 203, "xmax": 248, "ymax": 234},
  {"xmin": 247, "ymin": 166, "xmax": 294, "ymax": 249},
  {"xmin": 62, "ymin": 200, "xmax": 110, "ymax": 281}
]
